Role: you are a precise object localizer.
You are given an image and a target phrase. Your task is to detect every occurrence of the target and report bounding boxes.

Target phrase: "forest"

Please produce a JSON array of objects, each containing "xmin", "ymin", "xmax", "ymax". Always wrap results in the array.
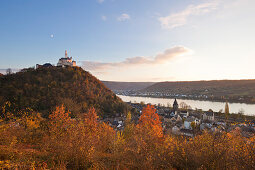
[{"xmin": 0, "ymin": 103, "xmax": 254, "ymax": 169}]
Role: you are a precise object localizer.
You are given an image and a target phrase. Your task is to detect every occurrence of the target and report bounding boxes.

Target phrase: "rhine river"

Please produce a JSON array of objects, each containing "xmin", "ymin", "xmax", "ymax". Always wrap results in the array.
[{"xmin": 117, "ymin": 95, "xmax": 255, "ymax": 116}]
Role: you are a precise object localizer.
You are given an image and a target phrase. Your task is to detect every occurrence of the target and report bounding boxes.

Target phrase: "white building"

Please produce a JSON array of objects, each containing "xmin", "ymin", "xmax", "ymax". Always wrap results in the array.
[
  {"xmin": 184, "ymin": 117, "xmax": 200, "ymax": 130},
  {"xmin": 180, "ymin": 111, "xmax": 189, "ymax": 118},
  {"xmin": 203, "ymin": 111, "xmax": 215, "ymax": 121},
  {"xmin": 57, "ymin": 50, "xmax": 76, "ymax": 67}
]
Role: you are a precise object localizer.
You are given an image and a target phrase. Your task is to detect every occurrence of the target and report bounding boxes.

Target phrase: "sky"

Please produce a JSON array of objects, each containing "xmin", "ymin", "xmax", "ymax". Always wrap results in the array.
[{"xmin": 0, "ymin": 0, "xmax": 255, "ymax": 82}]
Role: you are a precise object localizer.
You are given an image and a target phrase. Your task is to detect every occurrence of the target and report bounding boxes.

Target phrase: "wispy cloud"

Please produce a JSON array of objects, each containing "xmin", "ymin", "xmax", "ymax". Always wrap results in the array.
[
  {"xmin": 82, "ymin": 46, "xmax": 192, "ymax": 72},
  {"xmin": 97, "ymin": 0, "xmax": 105, "ymax": 4},
  {"xmin": 159, "ymin": 0, "xmax": 220, "ymax": 29},
  {"xmin": 101, "ymin": 15, "xmax": 107, "ymax": 21},
  {"xmin": 117, "ymin": 13, "xmax": 130, "ymax": 21}
]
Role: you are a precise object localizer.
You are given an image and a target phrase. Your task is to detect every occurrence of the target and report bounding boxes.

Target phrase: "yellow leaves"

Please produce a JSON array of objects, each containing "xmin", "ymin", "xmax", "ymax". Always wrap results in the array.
[
  {"xmin": 1, "ymin": 101, "xmax": 11, "ymax": 114},
  {"xmin": 0, "ymin": 160, "xmax": 17, "ymax": 169},
  {"xmin": 25, "ymin": 119, "xmax": 39, "ymax": 129},
  {"xmin": 126, "ymin": 111, "xmax": 132, "ymax": 124},
  {"xmin": 21, "ymin": 112, "xmax": 42, "ymax": 130},
  {"xmin": 115, "ymin": 131, "xmax": 126, "ymax": 147}
]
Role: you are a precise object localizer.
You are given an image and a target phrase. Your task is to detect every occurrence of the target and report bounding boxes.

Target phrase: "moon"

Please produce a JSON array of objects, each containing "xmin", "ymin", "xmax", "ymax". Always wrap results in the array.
[{"xmin": 50, "ymin": 34, "xmax": 54, "ymax": 38}]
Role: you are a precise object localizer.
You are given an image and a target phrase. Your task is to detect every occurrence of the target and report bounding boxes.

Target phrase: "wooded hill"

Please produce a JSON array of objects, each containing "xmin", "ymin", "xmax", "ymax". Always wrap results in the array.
[
  {"xmin": 141, "ymin": 80, "xmax": 255, "ymax": 103},
  {"xmin": 0, "ymin": 66, "xmax": 128, "ymax": 117}
]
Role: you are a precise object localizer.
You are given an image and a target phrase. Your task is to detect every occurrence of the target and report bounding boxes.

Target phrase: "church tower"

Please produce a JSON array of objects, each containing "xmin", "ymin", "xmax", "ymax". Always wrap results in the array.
[{"xmin": 173, "ymin": 98, "xmax": 178, "ymax": 112}]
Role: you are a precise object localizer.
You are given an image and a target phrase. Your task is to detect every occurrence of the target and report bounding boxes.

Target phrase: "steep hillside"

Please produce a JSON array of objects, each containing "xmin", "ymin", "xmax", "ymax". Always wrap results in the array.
[
  {"xmin": 0, "ymin": 67, "xmax": 128, "ymax": 117},
  {"xmin": 102, "ymin": 81, "xmax": 156, "ymax": 91},
  {"xmin": 141, "ymin": 80, "xmax": 255, "ymax": 103}
]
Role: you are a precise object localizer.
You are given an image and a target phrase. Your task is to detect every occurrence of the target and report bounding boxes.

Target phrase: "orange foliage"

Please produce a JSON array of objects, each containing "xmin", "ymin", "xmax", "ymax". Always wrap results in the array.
[
  {"xmin": 49, "ymin": 105, "xmax": 71, "ymax": 125},
  {"xmin": 137, "ymin": 104, "xmax": 163, "ymax": 138},
  {"xmin": 0, "ymin": 104, "xmax": 254, "ymax": 169}
]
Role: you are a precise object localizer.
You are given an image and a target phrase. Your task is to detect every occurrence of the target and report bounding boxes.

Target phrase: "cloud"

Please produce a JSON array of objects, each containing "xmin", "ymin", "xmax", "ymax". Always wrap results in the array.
[
  {"xmin": 159, "ymin": 0, "xmax": 220, "ymax": 29},
  {"xmin": 82, "ymin": 46, "xmax": 192, "ymax": 72},
  {"xmin": 101, "ymin": 15, "xmax": 107, "ymax": 21},
  {"xmin": 97, "ymin": 0, "xmax": 105, "ymax": 4},
  {"xmin": 117, "ymin": 13, "xmax": 130, "ymax": 21}
]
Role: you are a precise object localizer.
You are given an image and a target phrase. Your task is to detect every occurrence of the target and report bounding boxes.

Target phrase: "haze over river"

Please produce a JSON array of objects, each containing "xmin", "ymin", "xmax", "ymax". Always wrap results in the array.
[{"xmin": 118, "ymin": 95, "xmax": 255, "ymax": 116}]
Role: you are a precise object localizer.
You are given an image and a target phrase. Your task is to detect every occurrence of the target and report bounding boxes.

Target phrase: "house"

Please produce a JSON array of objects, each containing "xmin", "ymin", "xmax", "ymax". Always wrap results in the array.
[
  {"xmin": 200, "ymin": 123, "xmax": 213, "ymax": 131},
  {"xmin": 176, "ymin": 115, "xmax": 182, "ymax": 122},
  {"xmin": 172, "ymin": 126, "xmax": 180, "ymax": 135},
  {"xmin": 170, "ymin": 112, "xmax": 175, "ymax": 117},
  {"xmin": 57, "ymin": 50, "xmax": 77, "ymax": 67},
  {"xmin": 180, "ymin": 129, "xmax": 193, "ymax": 137},
  {"xmin": 217, "ymin": 121, "xmax": 226, "ymax": 126},
  {"xmin": 184, "ymin": 117, "xmax": 195, "ymax": 129},
  {"xmin": 183, "ymin": 116, "xmax": 200, "ymax": 130},
  {"xmin": 203, "ymin": 111, "xmax": 215, "ymax": 121},
  {"xmin": 180, "ymin": 110, "xmax": 189, "ymax": 118}
]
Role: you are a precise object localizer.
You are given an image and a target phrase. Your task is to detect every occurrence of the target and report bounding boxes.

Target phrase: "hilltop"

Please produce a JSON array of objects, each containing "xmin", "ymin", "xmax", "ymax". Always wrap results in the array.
[
  {"xmin": 140, "ymin": 80, "xmax": 255, "ymax": 103},
  {"xmin": 102, "ymin": 81, "xmax": 156, "ymax": 91},
  {"xmin": 0, "ymin": 66, "xmax": 128, "ymax": 117}
]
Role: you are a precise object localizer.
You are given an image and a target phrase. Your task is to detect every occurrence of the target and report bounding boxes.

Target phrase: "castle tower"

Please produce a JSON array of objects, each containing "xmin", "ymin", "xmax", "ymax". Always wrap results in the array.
[{"xmin": 65, "ymin": 50, "xmax": 68, "ymax": 58}]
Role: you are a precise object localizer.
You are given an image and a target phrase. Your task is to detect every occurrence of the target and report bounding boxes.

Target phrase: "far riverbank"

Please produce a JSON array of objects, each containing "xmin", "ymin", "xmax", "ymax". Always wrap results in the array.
[{"xmin": 117, "ymin": 95, "xmax": 255, "ymax": 116}]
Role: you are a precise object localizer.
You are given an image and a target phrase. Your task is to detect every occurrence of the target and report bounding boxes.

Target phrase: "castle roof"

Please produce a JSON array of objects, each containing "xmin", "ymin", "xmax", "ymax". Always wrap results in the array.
[{"xmin": 43, "ymin": 63, "xmax": 53, "ymax": 67}]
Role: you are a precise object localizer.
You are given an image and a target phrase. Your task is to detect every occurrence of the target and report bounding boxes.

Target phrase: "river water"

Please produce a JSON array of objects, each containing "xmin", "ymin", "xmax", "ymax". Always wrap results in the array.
[{"xmin": 117, "ymin": 95, "xmax": 255, "ymax": 116}]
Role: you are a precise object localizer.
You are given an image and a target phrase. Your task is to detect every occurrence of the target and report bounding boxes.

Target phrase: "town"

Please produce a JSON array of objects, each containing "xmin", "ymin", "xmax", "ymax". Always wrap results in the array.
[{"xmin": 105, "ymin": 98, "xmax": 255, "ymax": 138}]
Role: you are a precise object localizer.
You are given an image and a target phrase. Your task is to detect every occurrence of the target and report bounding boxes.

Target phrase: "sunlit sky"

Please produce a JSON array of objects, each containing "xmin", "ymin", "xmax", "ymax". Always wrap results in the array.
[{"xmin": 0, "ymin": 0, "xmax": 255, "ymax": 82}]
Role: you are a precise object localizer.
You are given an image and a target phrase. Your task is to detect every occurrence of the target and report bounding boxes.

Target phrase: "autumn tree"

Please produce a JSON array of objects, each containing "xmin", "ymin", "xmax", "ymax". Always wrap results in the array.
[
  {"xmin": 43, "ymin": 105, "xmax": 116, "ymax": 169},
  {"xmin": 137, "ymin": 104, "xmax": 163, "ymax": 138},
  {"xmin": 225, "ymin": 101, "xmax": 230, "ymax": 122},
  {"xmin": 125, "ymin": 104, "xmax": 164, "ymax": 168}
]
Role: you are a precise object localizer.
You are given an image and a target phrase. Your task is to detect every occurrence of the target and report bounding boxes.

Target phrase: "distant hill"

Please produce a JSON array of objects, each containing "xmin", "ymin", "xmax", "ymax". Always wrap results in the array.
[
  {"xmin": 102, "ymin": 81, "xmax": 156, "ymax": 91},
  {"xmin": 141, "ymin": 80, "xmax": 255, "ymax": 103},
  {"xmin": 0, "ymin": 67, "xmax": 128, "ymax": 117}
]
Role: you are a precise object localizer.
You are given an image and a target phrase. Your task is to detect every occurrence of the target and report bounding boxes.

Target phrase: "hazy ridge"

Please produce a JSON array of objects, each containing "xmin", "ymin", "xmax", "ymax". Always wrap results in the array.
[{"xmin": 102, "ymin": 81, "xmax": 156, "ymax": 91}]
